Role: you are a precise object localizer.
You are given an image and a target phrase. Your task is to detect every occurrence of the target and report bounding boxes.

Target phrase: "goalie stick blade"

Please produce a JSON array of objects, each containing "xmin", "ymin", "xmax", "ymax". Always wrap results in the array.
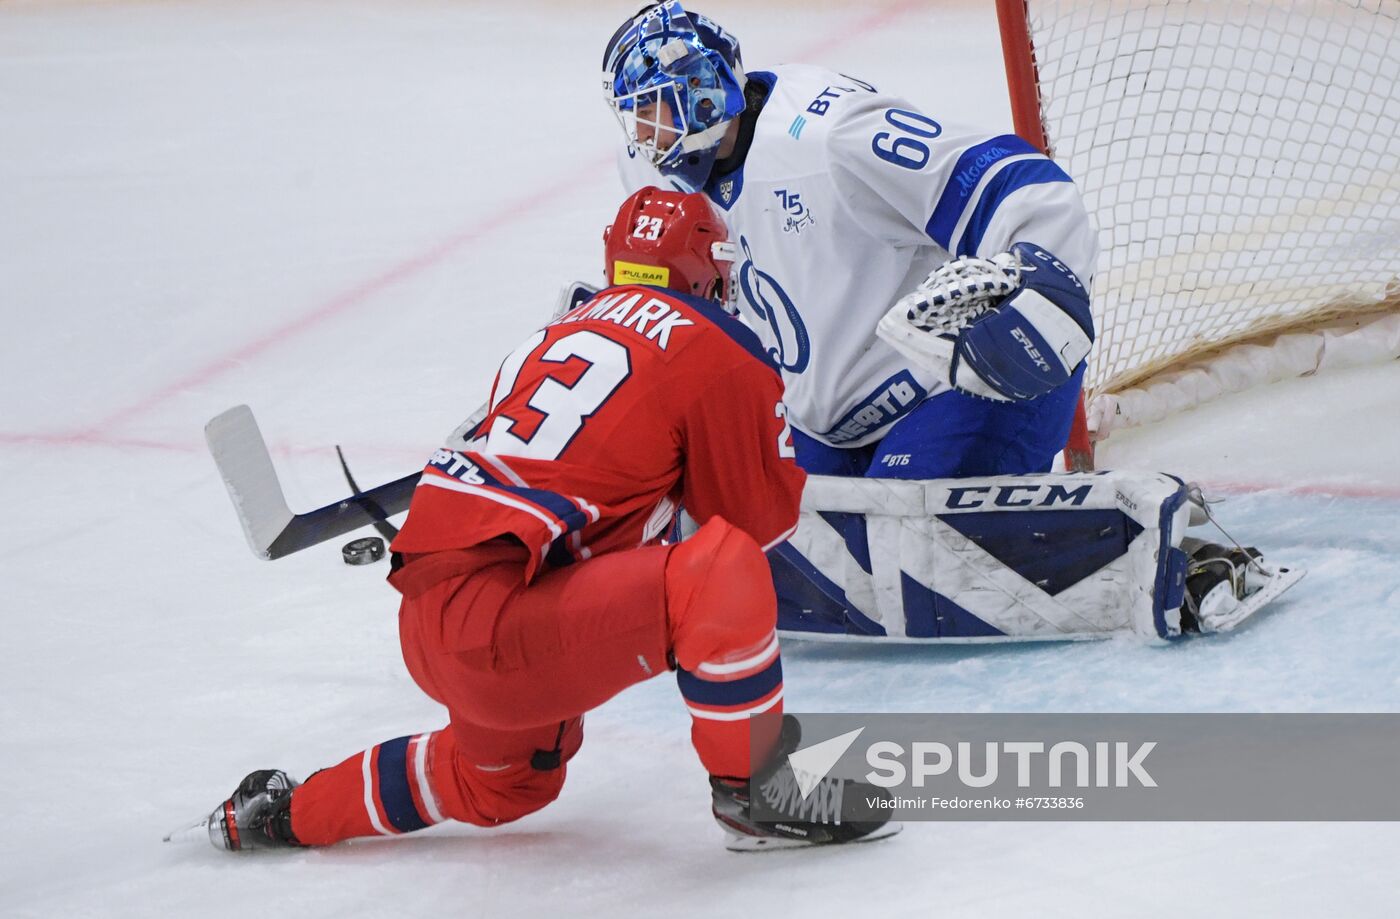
[{"xmin": 205, "ymin": 405, "xmax": 420, "ymax": 560}]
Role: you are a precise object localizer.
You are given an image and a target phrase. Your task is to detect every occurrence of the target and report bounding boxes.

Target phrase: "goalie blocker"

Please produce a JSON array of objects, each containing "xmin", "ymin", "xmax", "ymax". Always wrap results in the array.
[{"xmin": 773, "ymin": 471, "xmax": 1303, "ymax": 641}]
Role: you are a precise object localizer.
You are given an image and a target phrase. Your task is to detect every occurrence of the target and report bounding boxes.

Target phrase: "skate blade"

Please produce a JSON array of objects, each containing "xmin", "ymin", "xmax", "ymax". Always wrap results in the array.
[
  {"xmin": 1200, "ymin": 563, "xmax": 1306, "ymax": 633},
  {"xmin": 163, "ymin": 815, "xmax": 212, "ymax": 844},
  {"xmin": 724, "ymin": 820, "xmax": 902, "ymax": 852}
]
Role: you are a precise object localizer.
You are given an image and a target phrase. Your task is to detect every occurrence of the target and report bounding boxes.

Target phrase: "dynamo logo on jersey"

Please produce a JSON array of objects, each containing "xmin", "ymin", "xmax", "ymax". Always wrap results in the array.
[{"xmin": 736, "ymin": 235, "xmax": 810, "ymax": 373}]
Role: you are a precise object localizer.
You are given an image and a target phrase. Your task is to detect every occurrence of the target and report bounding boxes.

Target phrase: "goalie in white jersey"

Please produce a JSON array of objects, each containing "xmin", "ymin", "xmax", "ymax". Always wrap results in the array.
[
  {"xmin": 590, "ymin": 3, "xmax": 1304, "ymax": 644},
  {"xmin": 602, "ymin": 2, "xmax": 1098, "ymax": 480}
]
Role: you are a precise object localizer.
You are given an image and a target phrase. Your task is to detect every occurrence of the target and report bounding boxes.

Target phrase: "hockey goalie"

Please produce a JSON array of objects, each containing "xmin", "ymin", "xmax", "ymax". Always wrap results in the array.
[
  {"xmin": 596, "ymin": 2, "xmax": 1302, "ymax": 642},
  {"xmin": 770, "ymin": 250, "xmax": 1304, "ymax": 642}
]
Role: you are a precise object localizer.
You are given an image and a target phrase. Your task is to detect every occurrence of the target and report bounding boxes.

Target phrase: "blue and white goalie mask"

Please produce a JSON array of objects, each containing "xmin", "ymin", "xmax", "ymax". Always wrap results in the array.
[{"xmin": 603, "ymin": 2, "xmax": 746, "ymax": 192}]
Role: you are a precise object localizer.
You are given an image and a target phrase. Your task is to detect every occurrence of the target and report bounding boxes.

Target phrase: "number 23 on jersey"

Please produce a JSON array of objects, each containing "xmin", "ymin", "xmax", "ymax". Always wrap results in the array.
[
  {"xmin": 485, "ymin": 327, "xmax": 796, "ymax": 463},
  {"xmin": 485, "ymin": 329, "xmax": 633, "ymax": 460}
]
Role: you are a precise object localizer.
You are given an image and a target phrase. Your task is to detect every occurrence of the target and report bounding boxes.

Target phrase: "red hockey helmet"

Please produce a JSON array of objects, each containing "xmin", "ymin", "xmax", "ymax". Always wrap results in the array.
[{"xmin": 604, "ymin": 186, "xmax": 736, "ymax": 304}]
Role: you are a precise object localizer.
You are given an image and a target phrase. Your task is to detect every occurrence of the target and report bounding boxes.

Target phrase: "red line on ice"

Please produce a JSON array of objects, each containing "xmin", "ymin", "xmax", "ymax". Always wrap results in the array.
[
  {"xmin": 3, "ymin": 429, "xmax": 1397, "ymax": 501},
  {"xmin": 0, "ymin": 430, "xmax": 425, "ymax": 466},
  {"xmin": 1196, "ymin": 479, "xmax": 1400, "ymax": 501},
  {"xmin": 70, "ymin": 0, "xmax": 930, "ymax": 438},
  {"xmin": 84, "ymin": 154, "xmax": 613, "ymax": 436},
  {"xmin": 0, "ymin": 431, "xmax": 199, "ymax": 453}
]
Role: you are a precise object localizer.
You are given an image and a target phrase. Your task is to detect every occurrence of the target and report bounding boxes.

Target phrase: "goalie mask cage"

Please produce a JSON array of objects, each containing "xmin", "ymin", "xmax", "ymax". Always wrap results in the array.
[{"xmin": 997, "ymin": 0, "xmax": 1400, "ymax": 465}]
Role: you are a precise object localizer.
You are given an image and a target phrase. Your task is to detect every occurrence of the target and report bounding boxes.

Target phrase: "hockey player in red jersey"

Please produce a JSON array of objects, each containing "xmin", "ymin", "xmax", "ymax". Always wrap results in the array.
[{"xmin": 195, "ymin": 188, "xmax": 897, "ymax": 852}]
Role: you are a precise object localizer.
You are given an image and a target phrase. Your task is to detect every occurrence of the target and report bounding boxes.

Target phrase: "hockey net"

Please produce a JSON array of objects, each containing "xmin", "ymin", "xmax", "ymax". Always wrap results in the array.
[{"xmin": 998, "ymin": 0, "xmax": 1400, "ymax": 453}]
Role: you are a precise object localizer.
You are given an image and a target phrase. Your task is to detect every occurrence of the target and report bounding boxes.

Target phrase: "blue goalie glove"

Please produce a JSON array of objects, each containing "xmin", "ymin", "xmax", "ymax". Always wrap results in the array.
[{"xmin": 876, "ymin": 242, "xmax": 1094, "ymax": 401}]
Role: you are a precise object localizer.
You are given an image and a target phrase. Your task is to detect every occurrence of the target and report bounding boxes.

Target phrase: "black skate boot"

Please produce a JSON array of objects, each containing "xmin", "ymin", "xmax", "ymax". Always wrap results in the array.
[
  {"xmin": 1180, "ymin": 538, "xmax": 1263, "ymax": 633},
  {"xmin": 207, "ymin": 770, "xmax": 303, "ymax": 851},
  {"xmin": 710, "ymin": 716, "xmax": 901, "ymax": 851}
]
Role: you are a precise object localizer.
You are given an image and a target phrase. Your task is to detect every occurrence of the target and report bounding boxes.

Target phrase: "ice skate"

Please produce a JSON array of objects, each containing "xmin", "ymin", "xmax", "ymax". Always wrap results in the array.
[
  {"xmin": 710, "ymin": 717, "xmax": 901, "ymax": 852},
  {"xmin": 1179, "ymin": 537, "xmax": 1302, "ymax": 633},
  {"xmin": 198, "ymin": 769, "xmax": 302, "ymax": 852}
]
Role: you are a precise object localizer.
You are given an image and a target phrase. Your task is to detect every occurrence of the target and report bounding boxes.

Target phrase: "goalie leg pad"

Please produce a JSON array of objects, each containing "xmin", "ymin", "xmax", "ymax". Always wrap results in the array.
[
  {"xmin": 776, "ymin": 471, "xmax": 1194, "ymax": 641},
  {"xmin": 777, "ymin": 472, "xmax": 1304, "ymax": 642}
]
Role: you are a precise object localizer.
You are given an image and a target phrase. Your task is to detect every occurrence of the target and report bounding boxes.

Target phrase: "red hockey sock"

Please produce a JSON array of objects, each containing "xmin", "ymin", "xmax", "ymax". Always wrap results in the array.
[
  {"xmin": 666, "ymin": 517, "xmax": 784, "ymax": 778},
  {"xmin": 290, "ymin": 732, "xmax": 448, "ymax": 846},
  {"xmin": 289, "ymin": 724, "xmax": 575, "ymax": 846}
]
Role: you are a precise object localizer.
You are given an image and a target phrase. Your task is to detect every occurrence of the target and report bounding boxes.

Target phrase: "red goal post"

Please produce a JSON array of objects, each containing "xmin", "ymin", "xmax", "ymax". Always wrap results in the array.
[{"xmin": 996, "ymin": 0, "xmax": 1400, "ymax": 470}]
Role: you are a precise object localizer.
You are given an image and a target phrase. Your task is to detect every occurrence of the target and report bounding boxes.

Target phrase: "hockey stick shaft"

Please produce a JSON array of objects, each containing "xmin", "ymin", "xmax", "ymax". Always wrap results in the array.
[
  {"xmin": 264, "ymin": 472, "xmax": 417, "ymax": 559},
  {"xmin": 334, "ymin": 445, "xmax": 402, "ymax": 542},
  {"xmin": 205, "ymin": 405, "xmax": 419, "ymax": 560}
]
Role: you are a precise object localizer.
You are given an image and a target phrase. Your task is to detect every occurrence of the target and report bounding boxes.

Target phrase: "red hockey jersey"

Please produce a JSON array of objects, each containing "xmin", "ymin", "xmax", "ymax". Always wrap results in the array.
[{"xmin": 390, "ymin": 285, "xmax": 806, "ymax": 581}]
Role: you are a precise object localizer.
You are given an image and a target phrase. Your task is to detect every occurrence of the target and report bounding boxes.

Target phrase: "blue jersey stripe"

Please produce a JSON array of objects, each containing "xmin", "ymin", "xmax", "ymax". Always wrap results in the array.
[
  {"xmin": 956, "ymin": 159, "xmax": 1072, "ymax": 257},
  {"xmin": 501, "ymin": 484, "xmax": 591, "ymax": 532},
  {"xmin": 375, "ymin": 736, "xmax": 430, "ymax": 833},
  {"xmin": 675, "ymin": 657, "xmax": 783, "ymax": 707},
  {"xmin": 924, "ymin": 135, "xmax": 1040, "ymax": 250},
  {"xmin": 430, "ymin": 451, "xmax": 592, "ymax": 534}
]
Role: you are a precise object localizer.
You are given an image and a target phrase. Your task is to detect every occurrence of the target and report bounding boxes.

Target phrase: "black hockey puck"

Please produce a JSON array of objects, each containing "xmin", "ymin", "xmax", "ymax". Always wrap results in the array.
[{"xmin": 342, "ymin": 536, "xmax": 386, "ymax": 566}]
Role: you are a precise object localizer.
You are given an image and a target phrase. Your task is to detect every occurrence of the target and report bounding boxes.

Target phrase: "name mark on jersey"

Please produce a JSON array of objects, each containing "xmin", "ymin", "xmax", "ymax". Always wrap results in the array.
[
  {"xmin": 822, "ymin": 371, "xmax": 926, "ymax": 445},
  {"xmin": 804, "ymin": 75, "xmax": 877, "ymax": 117},
  {"xmin": 944, "ymin": 483, "xmax": 1092, "ymax": 510},
  {"xmin": 954, "ymin": 144, "xmax": 1016, "ymax": 196},
  {"xmin": 429, "ymin": 448, "xmax": 486, "ymax": 485},
  {"xmin": 558, "ymin": 291, "xmax": 695, "ymax": 350}
]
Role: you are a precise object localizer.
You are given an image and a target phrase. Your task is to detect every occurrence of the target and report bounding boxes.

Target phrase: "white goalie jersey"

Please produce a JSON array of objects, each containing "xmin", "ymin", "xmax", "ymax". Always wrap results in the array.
[{"xmin": 619, "ymin": 63, "xmax": 1098, "ymax": 448}]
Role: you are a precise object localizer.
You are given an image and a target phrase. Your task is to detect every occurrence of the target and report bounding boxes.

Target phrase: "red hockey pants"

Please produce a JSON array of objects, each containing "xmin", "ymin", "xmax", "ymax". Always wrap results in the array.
[{"xmin": 290, "ymin": 517, "xmax": 782, "ymax": 846}]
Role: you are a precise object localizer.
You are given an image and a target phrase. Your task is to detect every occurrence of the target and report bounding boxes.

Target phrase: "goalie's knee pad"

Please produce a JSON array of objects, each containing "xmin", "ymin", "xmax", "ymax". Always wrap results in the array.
[{"xmin": 665, "ymin": 516, "xmax": 777, "ymax": 673}]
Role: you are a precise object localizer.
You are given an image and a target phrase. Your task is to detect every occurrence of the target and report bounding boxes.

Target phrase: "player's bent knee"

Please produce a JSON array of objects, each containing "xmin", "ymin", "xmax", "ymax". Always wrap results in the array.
[
  {"xmin": 440, "ymin": 754, "xmax": 568, "ymax": 828},
  {"xmin": 476, "ymin": 767, "xmax": 567, "ymax": 826},
  {"xmin": 665, "ymin": 516, "xmax": 777, "ymax": 673}
]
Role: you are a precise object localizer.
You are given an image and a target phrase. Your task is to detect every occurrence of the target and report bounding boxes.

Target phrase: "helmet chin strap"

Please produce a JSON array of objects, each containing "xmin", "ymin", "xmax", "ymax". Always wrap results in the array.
[
  {"xmin": 659, "ymin": 150, "xmax": 718, "ymax": 193},
  {"xmin": 676, "ymin": 118, "xmax": 733, "ymax": 157},
  {"xmin": 659, "ymin": 118, "xmax": 735, "ymax": 192}
]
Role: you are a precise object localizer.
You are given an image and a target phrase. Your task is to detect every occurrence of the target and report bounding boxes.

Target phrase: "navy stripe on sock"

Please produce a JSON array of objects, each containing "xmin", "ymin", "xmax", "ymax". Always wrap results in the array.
[
  {"xmin": 376, "ymin": 736, "xmax": 430, "ymax": 833},
  {"xmin": 676, "ymin": 657, "xmax": 783, "ymax": 708}
]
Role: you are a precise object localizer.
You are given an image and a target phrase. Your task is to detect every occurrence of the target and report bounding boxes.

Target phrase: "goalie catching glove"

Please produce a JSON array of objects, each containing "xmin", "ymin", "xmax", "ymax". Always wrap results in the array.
[{"xmin": 876, "ymin": 242, "xmax": 1094, "ymax": 401}]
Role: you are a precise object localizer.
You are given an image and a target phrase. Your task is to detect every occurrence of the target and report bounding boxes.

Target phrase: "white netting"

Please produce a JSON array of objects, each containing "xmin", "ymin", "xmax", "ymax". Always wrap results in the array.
[{"xmin": 1020, "ymin": 0, "xmax": 1400, "ymax": 408}]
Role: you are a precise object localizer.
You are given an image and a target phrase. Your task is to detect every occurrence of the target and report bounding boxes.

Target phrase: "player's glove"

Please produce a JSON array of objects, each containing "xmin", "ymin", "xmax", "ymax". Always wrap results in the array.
[{"xmin": 876, "ymin": 242, "xmax": 1094, "ymax": 401}]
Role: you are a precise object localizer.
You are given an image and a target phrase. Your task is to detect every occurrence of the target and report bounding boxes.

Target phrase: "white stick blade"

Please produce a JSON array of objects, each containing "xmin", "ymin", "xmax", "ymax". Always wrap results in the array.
[{"xmin": 205, "ymin": 405, "xmax": 294, "ymax": 559}]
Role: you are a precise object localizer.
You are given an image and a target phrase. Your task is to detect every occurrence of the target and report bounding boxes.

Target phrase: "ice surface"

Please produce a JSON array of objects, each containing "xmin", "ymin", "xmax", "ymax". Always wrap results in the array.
[{"xmin": 2, "ymin": 2, "xmax": 1397, "ymax": 916}]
